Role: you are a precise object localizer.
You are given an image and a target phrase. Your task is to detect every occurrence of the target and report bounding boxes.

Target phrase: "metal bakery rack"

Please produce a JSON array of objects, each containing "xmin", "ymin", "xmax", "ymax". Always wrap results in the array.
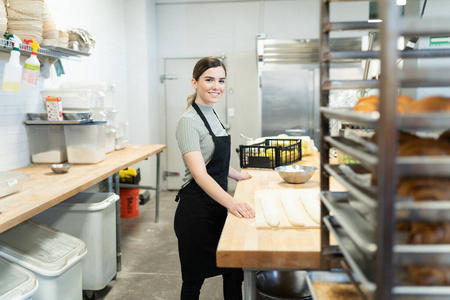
[{"xmin": 309, "ymin": 0, "xmax": 450, "ymax": 299}]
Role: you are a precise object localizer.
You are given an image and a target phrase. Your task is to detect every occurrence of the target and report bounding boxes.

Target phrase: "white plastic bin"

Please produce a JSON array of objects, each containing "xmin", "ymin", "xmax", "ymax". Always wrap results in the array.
[
  {"xmin": 32, "ymin": 193, "xmax": 119, "ymax": 291},
  {"xmin": 64, "ymin": 122, "xmax": 107, "ymax": 164},
  {"xmin": 26, "ymin": 125, "xmax": 67, "ymax": 163},
  {"xmin": 60, "ymin": 82, "xmax": 117, "ymax": 108},
  {"xmin": 0, "ymin": 220, "xmax": 87, "ymax": 300},
  {"xmin": 0, "ymin": 257, "xmax": 38, "ymax": 300},
  {"xmin": 41, "ymin": 89, "xmax": 94, "ymax": 110}
]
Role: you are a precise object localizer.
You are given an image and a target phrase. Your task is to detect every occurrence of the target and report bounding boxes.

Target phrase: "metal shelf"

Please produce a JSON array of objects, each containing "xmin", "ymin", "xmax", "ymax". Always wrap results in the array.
[
  {"xmin": 324, "ymin": 21, "xmax": 379, "ymax": 32},
  {"xmin": 401, "ymin": 18, "xmax": 450, "ymax": 37},
  {"xmin": 323, "ymin": 79, "xmax": 378, "ymax": 90},
  {"xmin": 322, "ymin": 191, "xmax": 377, "ymax": 255},
  {"xmin": 324, "ymin": 164, "xmax": 377, "ymax": 208},
  {"xmin": 325, "ymin": 136, "xmax": 378, "ymax": 168},
  {"xmin": 0, "ymin": 38, "xmax": 90, "ymax": 60},
  {"xmin": 397, "ymin": 157, "xmax": 450, "ymax": 177},
  {"xmin": 324, "ymin": 49, "xmax": 450, "ymax": 62},
  {"xmin": 320, "ymin": 107, "xmax": 379, "ymax": 126},
  {"xmin": 323, "ymin": 216, "xmax": 376, "ymax": 293},
  {"xmin": 396, "ymin": 200, "xmax": 450, "ymax": 223}
]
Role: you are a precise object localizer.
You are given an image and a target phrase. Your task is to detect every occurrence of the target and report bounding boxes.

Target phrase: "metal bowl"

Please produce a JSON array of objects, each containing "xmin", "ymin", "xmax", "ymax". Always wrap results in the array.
[
  {"xmin": 256, "ymin": 270, "xmax": 311, "ymax": 299},
  {"xmin": 275, "ymin": 165, "xmax": 318, "ymax": 184},
  {"xmin": 49, "ymin": 164, "xmax": 72, "ymax": 174}
]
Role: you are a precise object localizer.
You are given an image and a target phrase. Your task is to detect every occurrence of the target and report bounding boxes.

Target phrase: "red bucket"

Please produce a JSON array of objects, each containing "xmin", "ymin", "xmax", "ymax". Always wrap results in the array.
[{"xmin": 119, "ymin": 188, "xmax": 139, "ymax": 218}]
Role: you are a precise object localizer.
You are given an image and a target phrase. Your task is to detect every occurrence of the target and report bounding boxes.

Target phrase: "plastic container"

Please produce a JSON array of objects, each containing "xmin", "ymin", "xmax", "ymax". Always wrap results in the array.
[
  {"xmin": 60, "ymin": 81, "xmax": 117, "ymax": 108},
  {"xmin": 0, "ymin": 256, "xmax": 38, "ymax": 300},
  {"xmin": 41, "ymin": 89, "xmax": 94, "ymax": 110},
  {"xmin": 32, "ymin": 193, "xmax": 119, "ymax": 291},
  {"xmin": 106, "ymin": 126, "xmax": 117, "ymax": 153},
  {"xmin": 26, "ymin": 124, "xmax": 67, "ymax": 163},
  {"xmin": 0, "ymin": 220, "xmax": 87, "ymax": 300},
  {"xmin": 0, "ymin": 171, "xmax": 30, "ymax": 198},
  {"xmin": 119, "ymin": 188, "xmax": 140, "ymax": 218},
  {"xmin": 64, "ymin": 122, "xmax": 107, "ymax": 164},
  {"xmin": 2, "ymin": 37, "xmax": 22, "ymax": 93}
]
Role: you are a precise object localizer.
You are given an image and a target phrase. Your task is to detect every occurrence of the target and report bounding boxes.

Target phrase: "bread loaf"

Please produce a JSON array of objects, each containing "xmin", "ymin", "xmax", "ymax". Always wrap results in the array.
[
  {"xmin": 398, "ymin": 178, "xmax": 450, "ymax": 201},
  {"xmin": 408, "ymin": 266, "xmax": 450, "ymax": 286},
  {"xmin": 438, "ymin": 129, "xmax": 450, "ymax": 145},
  {"xmin": 398, "ymin": 139, "xmax": 450, "ymax": 156},
  {"xmin": 408, "ymin": 222, "xmax": 450, "ymax": 244},
  {"xmin": 408, "ymin": 96, "xmax": 450, "ymax": 113},
  {"xmin": 353, "ymin": 95, "xmax": 415, "ymax": 113}
]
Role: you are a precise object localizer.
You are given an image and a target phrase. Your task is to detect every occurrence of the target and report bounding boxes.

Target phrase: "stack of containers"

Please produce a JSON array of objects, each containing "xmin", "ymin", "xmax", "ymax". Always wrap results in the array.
[
  {"xmin": 32, "ymin": 192, "xmax": 119, "ymax": 292},
  {"xmin": 0, "ymin": 220, "xmax": 87, "ymax": 300},
  {"xmin": 7, "ymin": 0, "xmax": 44, "ymax": 43},
  {"xmin": 64, "ymin": 121, "xmax": 107, "ymax": 164},
  {"xmin": 40, "ymin": 3, "xmax": 58, "ymax": 48},
  {"xmin": 0, "ymin": 0, "xmax": 6, "ymax": 36},
  {"xmin": 0, "ymin": 257, "xmax": 38, "ymax": 300}
]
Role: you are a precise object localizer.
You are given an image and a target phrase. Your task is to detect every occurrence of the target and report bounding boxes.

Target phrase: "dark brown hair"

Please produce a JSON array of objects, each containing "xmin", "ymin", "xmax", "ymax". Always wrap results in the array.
[{"xmin": 187, "ymin": 56, "xmax": 227, "ymax": 107}]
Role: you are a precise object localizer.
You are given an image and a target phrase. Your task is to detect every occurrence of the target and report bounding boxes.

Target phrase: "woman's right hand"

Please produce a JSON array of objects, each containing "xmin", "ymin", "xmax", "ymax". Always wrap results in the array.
[{"xmin": 228, "ymin": 201, "xmax": 255, "ymax": 219}]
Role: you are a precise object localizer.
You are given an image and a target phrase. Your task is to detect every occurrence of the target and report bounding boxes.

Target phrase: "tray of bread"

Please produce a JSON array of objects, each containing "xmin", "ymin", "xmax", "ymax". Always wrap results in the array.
[{"xmin": 254, "ymin": 189, "xmax": 320, "ymax": 229}]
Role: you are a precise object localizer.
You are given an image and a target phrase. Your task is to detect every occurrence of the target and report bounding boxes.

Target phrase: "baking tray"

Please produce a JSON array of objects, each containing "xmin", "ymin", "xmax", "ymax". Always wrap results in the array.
[
  {"xmin": 396, "ymin": 200, "xmax": 450, "ymax": 222},
  {"xmin": 323, "ymin": 216, "xmax": 376, "ymax": 293},
  {"xmin": 396, "ymin": 156, "xmax": 450, "ymax": 177},
  {"xmin": 306, "ymin": 271, "xmax": 370, "ymax": 300},
  {"xmin": 324, "ymin": 164, "xmax": 377, "ymax": 208},
  {"xmin": 321, "ymin": 192, "xmax": 376, "ymax": 255},
  {"xmin": 24, "ymin": 120, "xmax": 91, "ymax": 125},
  {"xmin": 325, "ymin": 136, "xmax": 378, "ymax": 168},
  {"xmin": 393, "ymin": 286, "xmax": 450, "ymax": 300},
  {"xmin": 320, "ymin": 107, "xmax": 379, "ymax": 127}
]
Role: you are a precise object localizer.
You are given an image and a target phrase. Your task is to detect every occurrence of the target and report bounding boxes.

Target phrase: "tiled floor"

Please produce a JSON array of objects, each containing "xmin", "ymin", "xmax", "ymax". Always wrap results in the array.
[{"xmin": 93, "ymin": 191, "xmax": 225, "ymax": 300}]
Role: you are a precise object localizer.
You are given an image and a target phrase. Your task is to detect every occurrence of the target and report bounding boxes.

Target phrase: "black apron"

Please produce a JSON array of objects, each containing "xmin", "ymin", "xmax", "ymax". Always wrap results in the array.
[{"xmin": 174, "ymin": 101, "xmax": 231, "ymax": 281}]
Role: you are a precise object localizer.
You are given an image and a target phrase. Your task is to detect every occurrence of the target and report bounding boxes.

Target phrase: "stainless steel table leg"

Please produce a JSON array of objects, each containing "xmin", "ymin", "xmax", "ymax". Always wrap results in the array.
[
  {"xmin": 155, "ymin": 152, "xmax": 161, "ymax": 223},
  {"xmin": 244, "ymin": 269, "xmax": 257, "ymax": 300},
  {"xmin": 114, "ymin": 173, "xmax": 122, "ymax": 272}
]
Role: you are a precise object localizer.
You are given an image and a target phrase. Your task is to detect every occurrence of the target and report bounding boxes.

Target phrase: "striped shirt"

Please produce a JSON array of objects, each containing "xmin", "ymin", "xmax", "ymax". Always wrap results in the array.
[{"xmin": 176, "ymin": 103, "xmax": 227, "ymax": 187}]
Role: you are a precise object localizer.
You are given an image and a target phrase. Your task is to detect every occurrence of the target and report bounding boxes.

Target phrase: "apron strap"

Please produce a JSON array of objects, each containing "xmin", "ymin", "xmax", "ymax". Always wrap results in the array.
[{"xmin": 192, "ymin": 101, "xmax": 217, "ymax": 138}]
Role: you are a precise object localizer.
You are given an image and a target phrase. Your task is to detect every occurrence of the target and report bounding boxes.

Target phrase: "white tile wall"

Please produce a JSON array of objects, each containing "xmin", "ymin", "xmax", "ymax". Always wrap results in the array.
[{"xmin": 0, "ymin": 0, "xmax": 131, "ymax": 171}]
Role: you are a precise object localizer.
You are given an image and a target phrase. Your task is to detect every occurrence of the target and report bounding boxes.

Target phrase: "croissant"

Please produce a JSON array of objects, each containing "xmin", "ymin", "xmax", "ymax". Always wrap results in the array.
[
  {"xmin": 398, "ymin": 139, "xmax": 450, "ymax": 156},
  {"xmin": 408, "ymin": 96, "xmax": 450, "ymax": 113},
  {"xmin": 438, "ymin": 129, "xmax": 450, "ymax": 145},
  {"xmin": 408, "ymin": 266, "xmax": 450, "ymax": 286},
  {"xmin": 398, "ymin": 178, "xmax": 450, "ymax": 201},
  {"xmin": 408, "ymin": 222, "xmax": 450, "ymax": 244}
]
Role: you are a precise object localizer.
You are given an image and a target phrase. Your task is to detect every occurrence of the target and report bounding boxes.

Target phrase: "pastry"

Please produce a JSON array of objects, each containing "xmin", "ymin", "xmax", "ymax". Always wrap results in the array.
[
  {"xmin": 408, "ymin": 96, "xmax": 450, "ymax": 113},
  {"xmin": 398, "ymin": 178, "xmax": 450, "ymax": 201},
  {"xmin": 408, "ymin": 266, "xmax": 450, "ymax": 286},
  {"xmin": 280, "ymin": 197, "xmax": 305, "ymax": 227},
  {"xmin": 353, "ymin": 95, "xmax": 416, "ymax": 113},
  {"xmin": 398, "ymin": 139, "xmax": 450, "ymax": 156},
  {"xmin": 408, "ymin": 222, "xmax": 450, "ymax": 244},
  {"xmin": 260, "ymin": 195, "xmax": 280, "ymax": 228},
  {"xmin": 438, "ymin": 129, "xmax": 450, "ymax": 145}
]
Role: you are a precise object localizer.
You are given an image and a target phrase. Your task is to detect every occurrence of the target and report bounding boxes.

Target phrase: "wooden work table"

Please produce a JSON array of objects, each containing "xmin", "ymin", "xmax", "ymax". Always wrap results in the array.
[
  {"xmin": 0, "ymin": 144, "xmax": 166, "ymax": 234},
  {"xmin": 217, "ymin": 153, "xmax": 341, "ymax": 270}
]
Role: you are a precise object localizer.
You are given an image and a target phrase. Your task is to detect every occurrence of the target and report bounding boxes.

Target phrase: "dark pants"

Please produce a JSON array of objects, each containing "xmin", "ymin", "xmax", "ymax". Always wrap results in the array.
[{"xmin": 181, "ymin": 269, "xmax": 244, "ymax": 300}]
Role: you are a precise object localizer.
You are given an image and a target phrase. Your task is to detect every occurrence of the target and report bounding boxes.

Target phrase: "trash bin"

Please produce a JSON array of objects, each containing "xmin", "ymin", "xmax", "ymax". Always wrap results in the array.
[
  {"xmin": 32, "ymin": 192, "xmax": 119, "ymax": 291},
  {"xmin": 0, "ymin": 256, "xmax": 38, "ymax": 300},
  {"xmin": 256, "ymin": 270, "xmax": 312, "ymax": 300},
  {"xmin": 0, "ymin": 220, "xmax": 86, "ymax": 300}
]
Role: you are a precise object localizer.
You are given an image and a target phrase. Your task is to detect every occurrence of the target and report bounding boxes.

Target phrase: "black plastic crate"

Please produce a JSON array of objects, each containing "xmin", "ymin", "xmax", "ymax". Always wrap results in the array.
[
  {"xmin": 239, "ymin": 139, "xmax": 302, "ymax": 169},
  {"xmin": 119, "ymin": 168, "xmax": 141, "ymax": 184}
]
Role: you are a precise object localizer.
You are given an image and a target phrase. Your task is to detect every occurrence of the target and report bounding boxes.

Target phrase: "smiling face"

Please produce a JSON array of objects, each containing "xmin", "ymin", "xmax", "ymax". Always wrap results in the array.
[{"xmin": 192, "ymin": 66, "xmax": 226, "ymax": 107}]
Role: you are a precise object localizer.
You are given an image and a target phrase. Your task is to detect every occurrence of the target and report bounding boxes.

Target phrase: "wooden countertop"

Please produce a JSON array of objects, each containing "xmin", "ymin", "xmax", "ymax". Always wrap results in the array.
[
  {"xmin": 0, "ymin": 144, "xmax": 166, "ymax": 233},
  {"xmin": 217, "ymin": 153, "xmax": 342, "ymax": 270}
]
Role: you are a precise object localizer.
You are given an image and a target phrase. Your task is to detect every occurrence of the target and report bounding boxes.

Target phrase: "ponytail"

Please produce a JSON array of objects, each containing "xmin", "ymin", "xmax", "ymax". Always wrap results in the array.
[{"xmin": 186, "ymin": 92, "xmax": 196, "ymax": 108}]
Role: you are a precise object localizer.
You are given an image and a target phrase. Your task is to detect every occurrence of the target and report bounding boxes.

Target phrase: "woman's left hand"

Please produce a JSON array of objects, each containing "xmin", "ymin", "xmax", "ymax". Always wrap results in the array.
[{"xmin": 238, "ymin": 171, "xmax": 252, "ymax": 181}]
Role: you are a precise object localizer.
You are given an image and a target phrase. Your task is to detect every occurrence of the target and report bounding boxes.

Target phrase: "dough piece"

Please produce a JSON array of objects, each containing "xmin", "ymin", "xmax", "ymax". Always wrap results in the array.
[
  {"xmin": 281, "ymin": 196, "xmax": 305, "ymax": 227},
  {"xmin": 301, "ymin": 194, "xmax": 321, "ymax": 224},
  {"xmin": 260, "ymin": 195, "xmax": 280, "ymax": 228}
]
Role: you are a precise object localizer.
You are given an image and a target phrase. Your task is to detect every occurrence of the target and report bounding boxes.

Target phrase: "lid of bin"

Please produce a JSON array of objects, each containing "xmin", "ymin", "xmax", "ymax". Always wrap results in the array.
[
  {"xmin": 55, "ymin": 192, "xmax": 119, "ymax": 211},
  {"xmin": 0, "ymin": 257, "xmax": 38, "ymax": 300},
  {"xmin": 60, "ymin": 81, "xmax": 117, "ymax": 92},
  {"xmin": 0, "ymin": 172, "xmax": 30, "ymax": 191},
  {"xmin": 63, "ymin": 121, "xmax": 107, "ymax": 125},
  {"xmin": 0, "ymin": 220, "xmax": 86, "ymax": 277}
]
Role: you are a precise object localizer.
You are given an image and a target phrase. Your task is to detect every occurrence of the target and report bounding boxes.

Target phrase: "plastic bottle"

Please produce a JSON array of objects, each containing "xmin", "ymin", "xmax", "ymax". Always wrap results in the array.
[
  {"xmin": 22, "ymin": 39, "xmax": 41, "ymax": 89},
  {"xmin": 2, "ymin": 35, "xmax": 23, "ymax": 93}
]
